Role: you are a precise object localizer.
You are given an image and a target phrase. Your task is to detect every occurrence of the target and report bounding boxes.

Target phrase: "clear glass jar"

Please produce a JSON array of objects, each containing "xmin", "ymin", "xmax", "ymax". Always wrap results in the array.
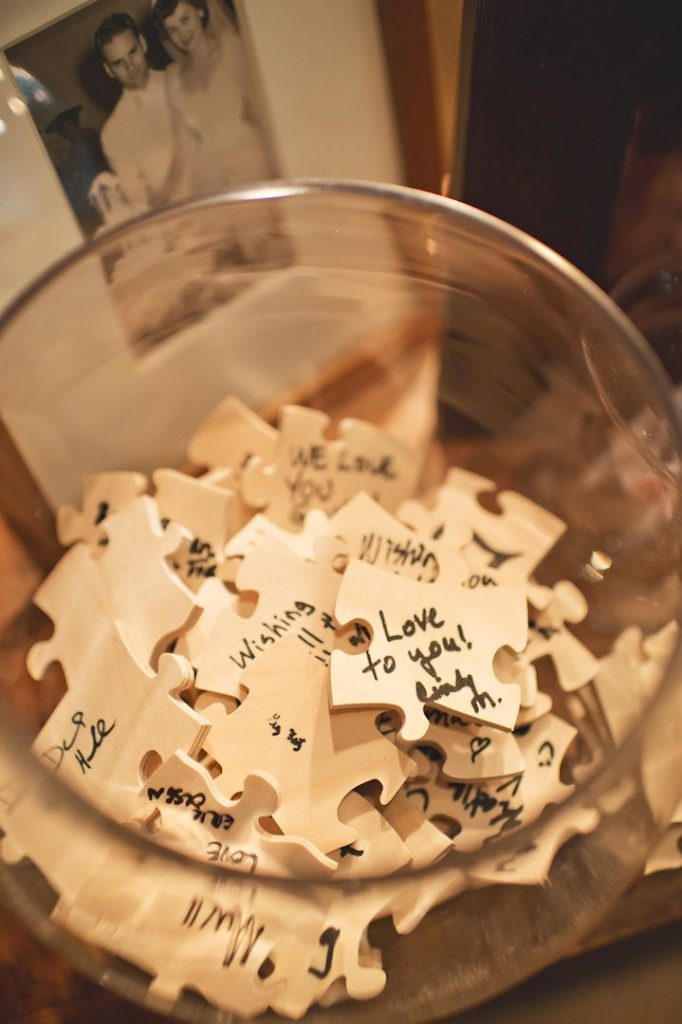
[{"xmin": 0, "ymin": 181, "xmax": 680, "ymax": 1023}]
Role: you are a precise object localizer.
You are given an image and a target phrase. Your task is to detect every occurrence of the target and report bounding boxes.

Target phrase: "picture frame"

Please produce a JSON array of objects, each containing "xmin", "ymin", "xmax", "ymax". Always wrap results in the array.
[{"xmin": 0, "ymin": 0, "xmax": 404, "ymax": 248}]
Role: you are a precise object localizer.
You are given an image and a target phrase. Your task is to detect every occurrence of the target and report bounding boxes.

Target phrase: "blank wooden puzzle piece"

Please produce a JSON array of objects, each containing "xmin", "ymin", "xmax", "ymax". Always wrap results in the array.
[
  {"xmin": 27, "ymin": 543, "xmax": 111, "ymax": 686},
  {"xmin": 400, "ymin": 468, "xmax": 565, "ymax": 585},
  {"xmin": 526, "ymin": 580, "xmax": 599, "ymax": 692},
  {"xmin": 33, "ymin": 629, "xmax": 209, "ymax": 820},
  {"xmin": 187, "ymin": 393, "xmax": 279, "ymax": 472},
  {"xmin": 153, "ymin": 468, "xmax": 237, "ymax": 590},
  {"xmin": 137, "ymin": 750, "xmax": 336, "ymax": 879},
  {"xmin": 330, "ymin": 492, "xmax": 467, "ymax": 583},
  {"xmin": 56, "ymin": 471, "xmax": 148, "ymax": 547},
  {"xmin": 98, "ymin": 496, "xmax": 200, "ymax": 667},
  {"xmin": 193, "ymin": 536, "xmax": 348, "ymax": 698},
  {"xmin": 221, "ymin": 508, "xmax": 332, "ymax": 581},
  {"xmin": 405, "ymin": 713, "xmax": 577, "ymax": 853},
  {"xmin": 410, "ymin": 706, "xmax": 525, "ymax": 782},
  {"xmin": 329, "ymin": 791, "xmax": 412, "ymax": 878},
  {"xmin": 466, "ymin": 797, "xmax": 600, "ymax": 887},
  {"xmin": 201, "ymin": 639, "xmax": 415, "ymax": 856},
  {"xmin": 241, "ymin": 405, "xmax": 419, "ymax": 528},
  {"xmin": 379, "ymin": 790, "xmax": 453, "ymax": 870},
  {"xmin": 331, "ymin": 558, "xmax": 526, "ymax": 741},
  {"xmin": 593, "ymin": 622, "xmax": 677, "ymax": 745}
]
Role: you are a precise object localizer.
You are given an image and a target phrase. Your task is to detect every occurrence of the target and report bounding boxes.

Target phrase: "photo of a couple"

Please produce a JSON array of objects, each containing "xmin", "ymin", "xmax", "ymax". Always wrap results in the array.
[{"xmin": 8, "ymin": 0, "xmax": 276, "ymax": 243}]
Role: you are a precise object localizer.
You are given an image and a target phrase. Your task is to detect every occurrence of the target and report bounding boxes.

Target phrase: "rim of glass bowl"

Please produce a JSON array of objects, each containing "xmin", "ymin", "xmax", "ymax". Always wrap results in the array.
[{"xmin": 0, "ymin": 178, "xmax": 680, "ymax": 890}]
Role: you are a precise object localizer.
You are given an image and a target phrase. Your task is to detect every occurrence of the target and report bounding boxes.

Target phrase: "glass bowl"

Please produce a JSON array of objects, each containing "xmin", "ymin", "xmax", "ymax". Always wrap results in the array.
[{"xmin": 0, "ymin": 181, "xmax": 680, "ymax": 1023}]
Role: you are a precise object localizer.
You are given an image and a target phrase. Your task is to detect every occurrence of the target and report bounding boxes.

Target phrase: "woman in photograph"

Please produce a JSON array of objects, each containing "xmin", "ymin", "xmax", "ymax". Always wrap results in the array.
[{"xmin": 152, "ymin": 0, "xmax": 273, "ymax": 205}]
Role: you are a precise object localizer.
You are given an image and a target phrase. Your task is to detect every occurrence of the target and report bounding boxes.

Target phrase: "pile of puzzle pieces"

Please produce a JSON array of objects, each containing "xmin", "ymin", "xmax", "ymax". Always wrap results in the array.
[{"xmin": 0, "ymin": 395, "xmax": 678, "ymax": 1019}]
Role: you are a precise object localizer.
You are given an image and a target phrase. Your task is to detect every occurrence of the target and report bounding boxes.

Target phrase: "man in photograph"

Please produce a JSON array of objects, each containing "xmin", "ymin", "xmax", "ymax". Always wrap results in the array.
[{"xmin": 95, "ymin": 12, "xmax": 187, "ymax": 214}]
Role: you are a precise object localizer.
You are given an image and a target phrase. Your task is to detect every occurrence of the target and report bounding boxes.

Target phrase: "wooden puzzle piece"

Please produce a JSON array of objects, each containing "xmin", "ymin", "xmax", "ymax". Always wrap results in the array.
[
  {"xmin": 329, "ymin": 492, "xmax": 467, "ymax": 583},
  {"xmin": 400, "ymin": 468, "xmax": 565, "ymax": 585},
  {"xmin": 331, "ymin": 559, "xmax": 526, "ymax": 741},
  {"xmin": 56, "ymin": 470, "xmax": 148, "ymax": 547},
  {"xmin": 493, "ymin": 646, "xmax": 538, "ymax": 708},
  {"xmin": 241, "ymin": 405, "xmax": 419, "ymax": 528},
  {"xmin": 388, "ymin": 862, "xmax": 468, "ymax": 935},
  {"xmin": 526, "ymin": 580, "xmax": 599, "ymax": 692},
  {"xmin": 54, "ymin": 837, "xmax": 396, "ymax": 1018},
  {"xmin": 408, "ymin": 745, "xmax": 441, "ymax": 781},
  {"xmin": 187, "ymin": 393, "xmax": 278, "ymax": 472},
  {"xmin": 267, "ymin": 884, "xmax": 395, "ymax": 1015},
  {"xmin": 27, "ymin": 543, "xmax": 111, "ymax": 687},
  {"xmin": 152, "ymin": 468, "xmax": 237, "ymax": 590},
  {"xmin": 53, "ymin": 860, "xmax": 283, "ymax": 1016},
  {"xmin": 405, "ymin": 713, "xmax": 577, "ymax": 852},
  {"xmin": 193, "ymin": 536, "xmax": 348, "ymax": 698},
  {"xmin": 221, "ymin": 507, "xmax": 332, "ymax": 581},
  {"xmin": 515, "ymin": 690, "xmax": 553, "ymax": 726},
  {"xmin": 137, "ymin": 750, "xmax": 336, "ymax": 878},
  {"xmin": 174, "ymin": 576, "xmax": 243, "ymax": 668},
  {"xmin": 379, "ymin": 790, "xmax": 453, "ymax": 870},
  {"xmin": 593, "ymin": 621, "xmax": 678, "ymax": 745},
  {"xmin": 592, "ymin": 626, "xmax": 650, "ymax": 745},
  {"xmin": 98, "ymin": 496, "xmax": 200, "ymax": 667},
  {"xmin": 201, "ymin": 639, "xmax": 415, "ymax": 855},
  {"xmin": 33, "ymin": 628, "xmax": 209, "ymax": 820},
  {"xmin": 329, "ymin": 791, "xmax": 412, "ymax": 878},
  {"xmin": 411, "ymin": 705, "xmax": 525, "ymax": 781},
  {"xmin": 466, "ymin": 797, "xmax": 600, "ymax": 887}
]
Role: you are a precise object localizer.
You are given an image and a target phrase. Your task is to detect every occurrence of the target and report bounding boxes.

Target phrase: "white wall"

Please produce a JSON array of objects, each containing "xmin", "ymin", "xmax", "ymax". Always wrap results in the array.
[{"xmin": 238, "ymin": 0, "xmax": 404, "ymax": 183}]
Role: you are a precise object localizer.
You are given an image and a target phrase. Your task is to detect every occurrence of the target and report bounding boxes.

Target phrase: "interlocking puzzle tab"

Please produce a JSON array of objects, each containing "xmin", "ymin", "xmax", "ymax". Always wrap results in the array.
[
  {"xmin": 331, "ymin": 559, "xmax": 527, "ymax": 741},
  {"xmin": 241, "ymin": 405, "xmax": 419, "ymax": 528}
]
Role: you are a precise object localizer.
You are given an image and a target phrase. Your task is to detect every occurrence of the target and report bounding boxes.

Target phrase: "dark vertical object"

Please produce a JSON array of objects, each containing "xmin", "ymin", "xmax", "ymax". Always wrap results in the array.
[
  {"xmin": 0, "ymin": 420, "xmax": 61, "ymax": 571},
  {"xmin": 453, "ymin": 0, "xmax": 682, "ymax": 284},
  {"xmin": 377, "ymin": 0, "xmax": 443, "ymax": 193}
]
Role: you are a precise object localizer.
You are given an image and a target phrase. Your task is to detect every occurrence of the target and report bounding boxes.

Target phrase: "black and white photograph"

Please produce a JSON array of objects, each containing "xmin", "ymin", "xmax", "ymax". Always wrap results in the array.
[{"xmin": 7, "ymin": 0, "xmax": 278, "ymax": 239}]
